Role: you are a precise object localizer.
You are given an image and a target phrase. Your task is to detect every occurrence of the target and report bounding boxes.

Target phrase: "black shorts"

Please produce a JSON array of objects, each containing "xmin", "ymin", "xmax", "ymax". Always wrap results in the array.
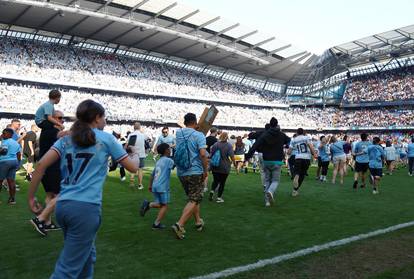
[
  {"xmin": 294, "ymin": 159, "xmax": 311, "ymax": 176},
  {"xmin": 24, "ymin": 152, "xmax": 35, "ymax": 163},
  {"xmin": 370, "ymin": 168, "xmax": 383, "ymax": 178},
  {"xmin": 317, "ymin": 157, "xmax": 322, "ymax": 167},
  {"xmin": 355, "ymin": 162, "xmax": 369, "ymax": 173},
  {"xmin": 42, "ymin": 167, "xmax": 61, "ymax": 194}
]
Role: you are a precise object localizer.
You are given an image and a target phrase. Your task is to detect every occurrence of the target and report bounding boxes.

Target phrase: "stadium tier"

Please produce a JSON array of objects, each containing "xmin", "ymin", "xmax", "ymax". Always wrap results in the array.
[{"xmin": 1, "ymin": 37, "xmax": 414, "ymax": 131}]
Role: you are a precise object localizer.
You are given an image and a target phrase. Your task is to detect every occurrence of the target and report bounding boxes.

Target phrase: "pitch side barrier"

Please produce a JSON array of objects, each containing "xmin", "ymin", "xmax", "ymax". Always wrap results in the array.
[
  {"xmin": 1, "ymin": 112, "xmax": 413, "ymax": 134},
  {"xmin": 0, "ymin": 74, "xmax": 288, "ymax": 109}
]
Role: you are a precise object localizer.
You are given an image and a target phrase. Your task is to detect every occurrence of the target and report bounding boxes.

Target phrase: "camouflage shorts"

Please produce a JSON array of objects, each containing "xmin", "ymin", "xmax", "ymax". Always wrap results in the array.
[{"xmin": 179, "ymin": 174, "xmax": 204, "ymax": 204}]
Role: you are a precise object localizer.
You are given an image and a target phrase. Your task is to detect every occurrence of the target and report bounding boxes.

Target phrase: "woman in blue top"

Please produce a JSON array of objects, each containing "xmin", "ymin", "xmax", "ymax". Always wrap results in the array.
[
  {"xmin": 318, "ymin": 135, "xmax": 331, "ymax": 182},
  {"xmin": 28, "ymin": 100, "xmax": 138, "ymax": 278}
]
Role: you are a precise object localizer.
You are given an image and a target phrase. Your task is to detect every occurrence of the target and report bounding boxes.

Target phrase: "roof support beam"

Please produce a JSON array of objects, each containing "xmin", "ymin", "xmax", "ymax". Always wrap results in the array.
[
  {"xmin": 244, "ymin": 51, "xmax": 309, "ymax": 76},
  {"xmin": 395, "ymin": 29, "xmax": 414, "ymax": 40},
  {"xmin": 227, "ymin": 45, "xmax": 290, "ymax": 68},
  {"xmin": 9, "ymin": 6, "xmax": 31, "ymax": 26},
  {"xmin": 250, "ymin": 37, "xmax": 275, "ymax": 49},
  {"xmin": 373, "ymin": 34, "xmax": 398, "ymax": 48},
  {"xmin": 154, "ymin": 2, "xmax": 177, "ymax": 17},
  {"xmin": 149, "ymin": 16, "xmax": 220, "ymax": 51},
  {"xmin": 169, "ymin": 23, "xmax": 239, "ymax": 55},
  {"xmin": 189, "ymin": 30, "xmax": 258, "ymax": 60},
  {"xmin": 125, "ymin": 5, "xmax": 195, "ymax": 47}
]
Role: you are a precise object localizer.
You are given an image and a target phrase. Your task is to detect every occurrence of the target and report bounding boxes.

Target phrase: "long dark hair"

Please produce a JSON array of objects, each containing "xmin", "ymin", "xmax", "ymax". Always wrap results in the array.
[{"xmin": 71, "ymin": 100, "xmax": 105, "ymax": 147}]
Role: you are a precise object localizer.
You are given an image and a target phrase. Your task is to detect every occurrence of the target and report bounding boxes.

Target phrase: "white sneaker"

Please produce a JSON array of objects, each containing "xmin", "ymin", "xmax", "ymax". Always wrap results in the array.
[
  {"xmin": 265, "ymin": 201, "xmax": 271, "ymax": 207},
  {"xmin": 292, "ymin": 190, "xmax": 299, "ymax": 197},
  {"xmin": 216, "ymin": 197, "xmax": 224, "ymax": 203},
  {"xmin": 372, "ymin": 190, "xmax": 378, "ymax": 195},
  {"xmin": 266, "ymin": 192, "xmax": 274, "ymax": 205},
  {"xmin": 138, "ymin": 184, "xmax": 144, "ymax": 190},
  {"xmin": 120, "ymin": 177, "xmax": 126, "ymax": 181}
]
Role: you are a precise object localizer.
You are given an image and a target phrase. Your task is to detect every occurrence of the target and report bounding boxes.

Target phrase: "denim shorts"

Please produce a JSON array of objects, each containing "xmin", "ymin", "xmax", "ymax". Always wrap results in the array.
[{"xmin": 0, "ymin": 160, "xmax": 18, "ymax": 180}]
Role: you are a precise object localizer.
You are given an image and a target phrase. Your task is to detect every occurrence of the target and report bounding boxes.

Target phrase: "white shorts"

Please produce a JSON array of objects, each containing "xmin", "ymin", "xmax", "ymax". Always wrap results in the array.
[
  {"xmin": 128, "ymin": 153, "xmax": 140, "ymax": 170},
  {"xmin": 333, "ymin": 154, "xmax": 346, "ymax": 165}
]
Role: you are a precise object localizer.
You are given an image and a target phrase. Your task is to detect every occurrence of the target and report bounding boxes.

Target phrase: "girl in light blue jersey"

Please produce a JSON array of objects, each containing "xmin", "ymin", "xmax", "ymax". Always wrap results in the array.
[
  {"xmin": 329, "ymin": 136, "xmax": 346, "ymax": 185},
  {"xmin": 28, "ymin": 100, "xmax": 138, "ymax": 279}
]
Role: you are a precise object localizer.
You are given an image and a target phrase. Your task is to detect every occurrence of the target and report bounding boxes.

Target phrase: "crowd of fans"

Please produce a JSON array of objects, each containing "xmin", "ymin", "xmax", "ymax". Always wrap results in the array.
[
  {"xmin": 0, "ymin": 83, "xmax": 321, "ymax": 128},
  {"xmin": 333, "ymin": 108, "xmax": 414, "ymax": 127},
  {"xmin": 343, "ymin": 66, "xmax": 414, "ymax": 103},
  {"xmin": 0, "ymin": 38, "xmax": 283, "ymax": 105}
]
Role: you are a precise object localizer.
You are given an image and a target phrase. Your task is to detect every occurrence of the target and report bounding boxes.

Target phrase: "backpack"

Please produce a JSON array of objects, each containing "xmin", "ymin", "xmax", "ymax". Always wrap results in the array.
[
  {"xmin": 210, "ymin": 148, "xmax": 221, "ymax": 167},
  {"xmin": 174, "ymin": 129, "xmax": 195, "ymax": 170}
]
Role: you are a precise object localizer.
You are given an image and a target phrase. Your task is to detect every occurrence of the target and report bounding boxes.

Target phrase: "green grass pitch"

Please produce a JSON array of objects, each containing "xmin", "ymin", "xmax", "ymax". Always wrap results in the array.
[{"xmin": 1, "ymin": 159, "xmax": 414, "ymax": 279}]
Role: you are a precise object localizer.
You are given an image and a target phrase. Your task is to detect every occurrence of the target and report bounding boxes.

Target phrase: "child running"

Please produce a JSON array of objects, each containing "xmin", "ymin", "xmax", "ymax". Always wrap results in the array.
[
  {"xmin": 28, "ymin": 100, "xmax": 138, "ymax": 278},
  {"xmin": 368, "ymin": 137, "xmax": 385, "ymax": 194},
  {"xmin": 140, "ymin": 143, "xmax": 175, "ymax": 229}
]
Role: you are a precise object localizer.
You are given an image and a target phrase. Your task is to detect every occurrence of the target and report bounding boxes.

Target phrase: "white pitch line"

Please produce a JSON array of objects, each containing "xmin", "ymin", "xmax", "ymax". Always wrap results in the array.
[{"xmin": 190, "ymin": 221, "xmax": 414, "ymax": 279}]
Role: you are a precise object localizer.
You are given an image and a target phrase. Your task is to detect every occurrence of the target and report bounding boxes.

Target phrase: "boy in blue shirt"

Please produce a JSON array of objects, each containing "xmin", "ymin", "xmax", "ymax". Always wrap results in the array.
[
  {"xmin": 368, "ymin": 137, "xmax": 385, "ymax": 194},
  {"xmin": 35, "ymin": 90, "xmax": 64, "ymax": 131},
  {"xmin": 0, "ymin": 128, "xmax": 22, "ymax": 204},
  {"xmin": 352, "ymin": 133, "xmax": 371, "ymax": 189},
  {"xmin": 140, "ymin": 143, "xmax": 175, "ymax": 229},
  {"xmin": 407, "ymin": 137, "xmax": 414, "ymax": 176}
]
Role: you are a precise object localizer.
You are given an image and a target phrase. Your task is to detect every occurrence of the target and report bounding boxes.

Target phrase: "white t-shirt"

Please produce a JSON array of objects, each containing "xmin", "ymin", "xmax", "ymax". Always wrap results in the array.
[
  {"xmin": 290, "ymin": 135, "xmax": 312, "ymax": 160},
  {"xmin": 127, "ymin": 130, "xmax": 148, "ymax": 158},
  {"xmin": 242, "ymin": 138, "xmax": 252, "ymax": 154},
  {"xmin": 384, "ymin": 146, "xmax": 397, "ymax": 161}
]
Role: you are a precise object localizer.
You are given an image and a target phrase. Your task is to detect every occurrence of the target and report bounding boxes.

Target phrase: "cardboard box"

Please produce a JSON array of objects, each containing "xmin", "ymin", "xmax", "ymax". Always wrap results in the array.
[{"xmin": 197, "ymin": 105, "xmax": 219, "ymax": 135}]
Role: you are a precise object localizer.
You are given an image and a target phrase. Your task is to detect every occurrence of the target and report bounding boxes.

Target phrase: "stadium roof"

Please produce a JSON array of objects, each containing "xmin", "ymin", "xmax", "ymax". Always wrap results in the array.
[
  {"xmin": 287, "ymin": 24, "xmax": 414, "ymax": 88},
  {"xmin": 0, "ymin": 0, "xmax": 316, "ymax": 83}
]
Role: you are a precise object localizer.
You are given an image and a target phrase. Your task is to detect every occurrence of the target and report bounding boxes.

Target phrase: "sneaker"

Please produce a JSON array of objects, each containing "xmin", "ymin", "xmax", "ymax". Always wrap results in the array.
[
  {"xmin": 216, "ymin": 197, "xmax": 224, "ymax": 203},
  {"xmin": 292, "ymin": 190, "xmax": 299, "ymax": 197},
  {"xmin": 353, "ymin": 181, "xmax": 358, "ymax": 189},
  {"xmin": 209, "ymin": 191, "xmax": 214, "ymax": 201},
  {"xmin": 265, "ymin": 201, "xmax": 271, "ymax": 207},
  {"xmin": 138, "ymin": 184, "xmax": 144, "ymax": 190},
  {"xmin": 152, "ymin": 223, "xmax": 166, "ymax": 230},
  {"xmin": 195, "ymin": 219, "xmax": 204, "ymax": 232},
  {"xmin": 203, "ymin": 187, "xmax": 208, "ymax": 193},
  {"xmin": 360, "ymin": 183, "xmax": 366, "ymax": 188},
  {"xmin": 45, "ymin": 222, "xmax": 61, "ymax": 231},
  {"xmin": 30, "ymin": 217, "xmax": 47, "ymax": 236},
  {"xmin": 409, "ymin": 173, "xmax": 413, "ymax": 177},
  {"xmin": 140, "ymin": 200, "xmax": 150, "ymax": 217},
  {"xmin": 373, "ymin": 190, "xmax": 378, "ymax": 195},
  {"xmin": 8, "ymin": 197, "xmax": 16, "ymax": 205},
  {"xmin": 120, "ymin": 176, "xmax": 126, "ymax": 182},
  {"xmin": 171, "ymin": 223, "xmax": 185, "ymax": 239},
  {"xmin": 266, "ymin": 192, "xmax": 274, "ymax": 205},
  {"xmin": 15, "ymin": 185, "xmax": 20, "ymax": 192},
  {"xmin": 26, "ymin": 174, "xmax": 32, "ymax": 181}
]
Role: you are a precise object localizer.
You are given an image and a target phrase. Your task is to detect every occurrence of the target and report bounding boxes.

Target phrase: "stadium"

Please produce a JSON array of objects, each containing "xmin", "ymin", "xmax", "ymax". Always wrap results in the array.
[{"xmin": 0, "ymin": 0, "xmax": 414, "ymax": 278}]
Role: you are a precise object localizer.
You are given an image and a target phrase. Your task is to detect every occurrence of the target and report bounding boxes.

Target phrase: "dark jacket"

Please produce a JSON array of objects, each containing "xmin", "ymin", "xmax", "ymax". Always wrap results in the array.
[{"xmin": 245, "ymin": 127, "xmax": 290, "ymax": 161}]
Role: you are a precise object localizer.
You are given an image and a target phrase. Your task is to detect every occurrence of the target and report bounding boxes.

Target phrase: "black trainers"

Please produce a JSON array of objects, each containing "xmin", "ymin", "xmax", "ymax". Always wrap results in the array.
[
  {"xmin": 30, "ymin": 217, "xmax": 47, "ymax": 236},
  {"xmin": 353, "ymin": 181, "xmax": 358, "ymax": 189},
  {"xmin": 8, "ymin": 197, "xmax": 16, "ymax": 205},
  {"xmin": 152, "ymin": 223, "xmax": 166, "ymax": 230},
  {"xmin": 360, "ymin": 183, "xmax": 366, "ymax": 188},
  {"xmin": 140, "ymin": 200, "xmax": 150, "ymax": 217},
  {"xmin": 45, "ymin": 221, "xmax": 61, "ymax": 231}
]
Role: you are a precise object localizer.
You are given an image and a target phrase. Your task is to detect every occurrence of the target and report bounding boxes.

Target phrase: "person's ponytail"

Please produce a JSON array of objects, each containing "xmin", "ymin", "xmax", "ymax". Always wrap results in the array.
[
  {"xmin": 71, "ymin": 99, "xmax": 105, "ymax": 148},
  {"xmin": 71, "ymin": 120, "xmax": 96, "ymax": 147}
]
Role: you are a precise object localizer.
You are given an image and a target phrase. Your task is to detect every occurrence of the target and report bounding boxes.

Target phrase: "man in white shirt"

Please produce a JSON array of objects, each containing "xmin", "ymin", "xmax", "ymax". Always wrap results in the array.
[{"xmin": 125, "ymin": 122, "xmax": 149, "ymax": 190}]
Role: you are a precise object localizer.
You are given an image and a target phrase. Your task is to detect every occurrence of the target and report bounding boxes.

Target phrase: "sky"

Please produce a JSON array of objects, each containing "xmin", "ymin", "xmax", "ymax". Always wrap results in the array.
[{"xmin": 181, "ymin": 0, "xmax": 414, "ymax": 55}]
